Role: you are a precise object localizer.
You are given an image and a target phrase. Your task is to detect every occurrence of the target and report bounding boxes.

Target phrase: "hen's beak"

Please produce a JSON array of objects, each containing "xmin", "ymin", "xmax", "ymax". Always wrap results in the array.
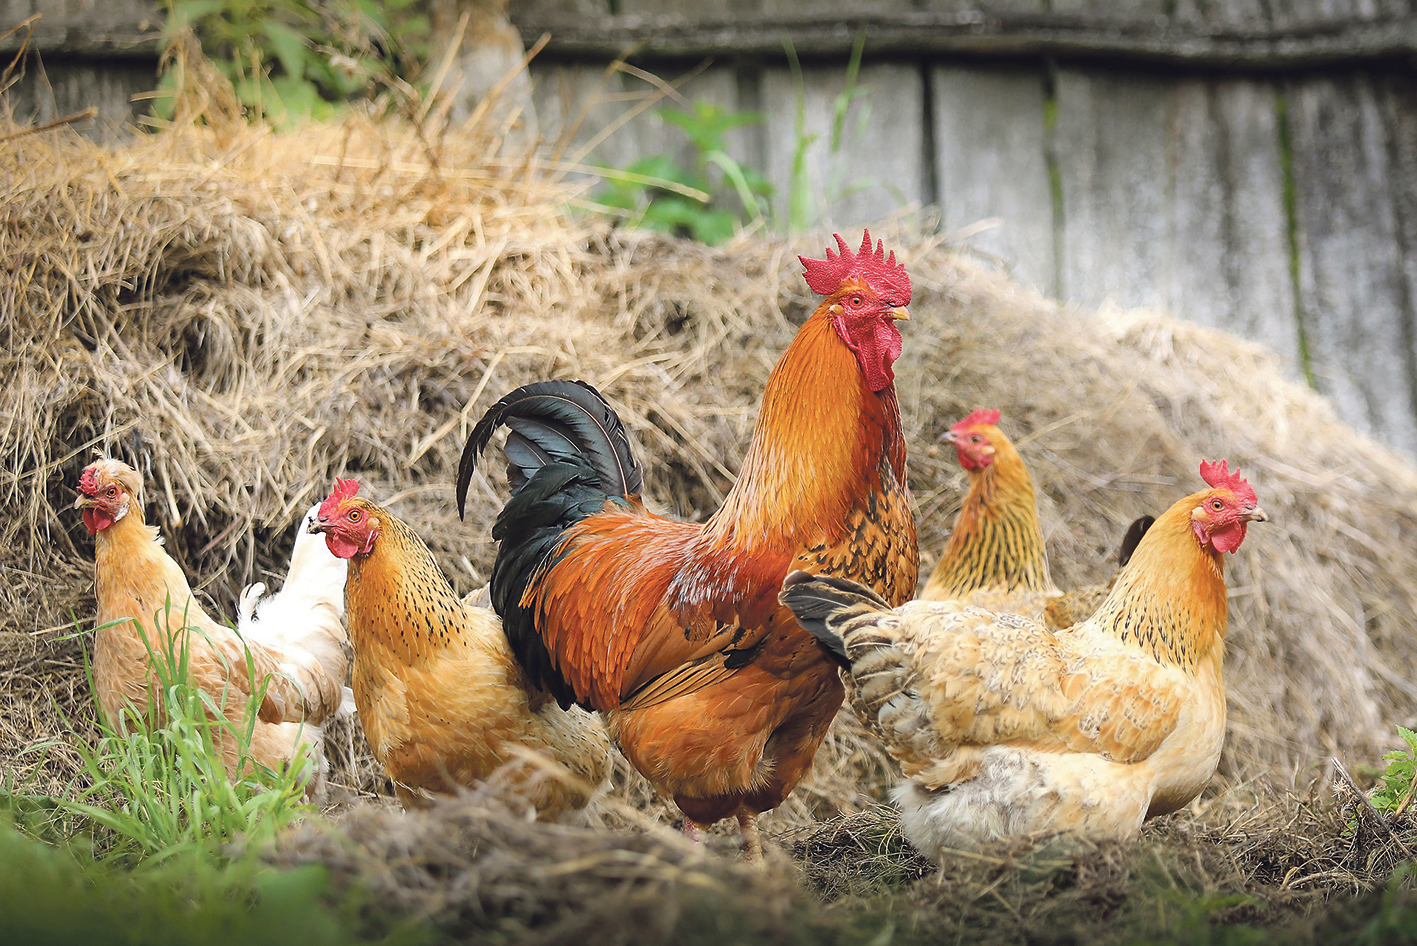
[
  {"xmin": 72, "ymin": 490, "xmax": 95, "ymax": 510},
  {"xmin": 938, "ymin": 430, "xmax": 958, "ymax": 444},
  {"xmin": 890, "ymin": 306, "xmax": 911, "ymax": 321},
  {"xmin": 308, "ymin": 518, "xmax": 328, "ymax": 535},
  {"xmin": 1245, "ymin": 506, "xmax": 1270, "ymax": 523}
]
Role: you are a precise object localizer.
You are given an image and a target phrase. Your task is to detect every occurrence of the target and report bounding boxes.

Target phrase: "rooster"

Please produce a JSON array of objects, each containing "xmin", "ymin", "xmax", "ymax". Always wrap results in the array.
[
  {"xmin": 781, "ymin": 460, "xmax": 1267, "ymax": 860},
  {"xmin": 73, "ymin": 459, "xmax": 347, "ymax": 786},
  {"xmin": 458, "ymin": 231, "xmax": 919, "ymax": 856},
  {"xmin": 922, "ymin": 408, "xmax": 1151, "ymax": 629},
  {"xmin": 311, "ymin": 479, "xmax": 611, "ymax": 814}
]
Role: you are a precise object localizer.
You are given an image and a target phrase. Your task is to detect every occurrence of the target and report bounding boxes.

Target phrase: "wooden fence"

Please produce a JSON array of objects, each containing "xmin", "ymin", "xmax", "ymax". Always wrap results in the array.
[{"xmin": 8, "ymin": 0, "xmax": 1417, "ymax": 454}]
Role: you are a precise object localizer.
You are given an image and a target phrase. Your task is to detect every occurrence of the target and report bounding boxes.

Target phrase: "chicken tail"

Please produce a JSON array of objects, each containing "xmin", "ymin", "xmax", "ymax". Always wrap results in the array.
[
  {"xmin": 779, "ymin": 570, "xmax": 894, "ymax": 668},
  {"xmin": 1116, "ymin": 514, "xmax": 1156, "ymax": 569},
  {"xmin": 455, "ymin": 379, "xmax": 643, "ymax": 519},
  {"xmin": 457, "ymin": 380, "xmax": 643, "ymax": 709}
]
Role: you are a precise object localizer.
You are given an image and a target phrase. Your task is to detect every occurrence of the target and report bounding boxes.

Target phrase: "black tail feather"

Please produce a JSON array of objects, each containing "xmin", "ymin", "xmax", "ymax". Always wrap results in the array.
[
  {"xmin": 456, "ymin": 379, "xmax": 642, "ymax": 519},
  {"xmin": 778, "ymin": 571, "xmax": 892, "ymax": 669},
  {"xmin": 458, "ymin": 380, "xmax": 644, "ymax": 710},
  {"xmin": 1116, "ymin": 514, "xmax": 1156, "ymax": 569}
]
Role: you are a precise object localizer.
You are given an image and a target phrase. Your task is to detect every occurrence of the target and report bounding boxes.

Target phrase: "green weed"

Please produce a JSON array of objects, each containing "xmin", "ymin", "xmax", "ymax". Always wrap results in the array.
[
  {"xmin": 154, "ymin": 0, "xmax": 430, "ymax": 126},
  {"xmin": 12, "ymin": 607, "xmax": 312, "ymax": 865}
]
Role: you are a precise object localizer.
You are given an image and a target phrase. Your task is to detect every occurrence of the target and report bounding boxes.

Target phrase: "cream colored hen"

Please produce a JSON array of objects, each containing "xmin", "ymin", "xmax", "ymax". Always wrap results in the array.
[
  {"xmin": 781, "ymin": 460, "xmax": 1267, "ymax": 861},
  {"xmin": 75, "ymin": 459, "xmax": 348, "ymax": 787}
]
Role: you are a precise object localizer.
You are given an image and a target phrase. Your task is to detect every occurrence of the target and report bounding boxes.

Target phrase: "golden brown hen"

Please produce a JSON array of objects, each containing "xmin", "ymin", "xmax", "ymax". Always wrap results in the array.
[
  {"xmin": 313, "ymin": 479, "xmax": 610, "ymax": 814},
  {"xmin": 74, "ymin": 458, "xmax": 347, "ymax": 787},
  {"xmin": 922, "ymin": 409, "xmax": 1151, "ymax": 629}
]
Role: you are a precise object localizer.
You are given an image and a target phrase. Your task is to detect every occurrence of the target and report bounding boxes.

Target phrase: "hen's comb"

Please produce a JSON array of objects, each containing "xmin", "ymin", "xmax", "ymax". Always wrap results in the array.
[
  {"xmin": 954, "ymin": 408, "xmax": 1002, "ymax": 431},
  {"xmin": 1199, "ymin": 459, "xmax": 1257, "ymax": 507},
  {"xmin": 799, "ymin": 228, "xmax": 912, "ymax": 303},
  {"xmin": 77, "ymin": 465, "xmax": 100, "ymax": 496},
  {"xmin": 319, "ymin": 477, "xmax": 360, "ymax": 520}
]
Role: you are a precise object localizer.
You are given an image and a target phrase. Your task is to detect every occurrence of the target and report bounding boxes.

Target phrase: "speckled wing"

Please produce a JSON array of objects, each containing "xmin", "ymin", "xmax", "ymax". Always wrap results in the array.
[{"xmin": 837, "ymin": 600, "xmax": 1188, "ymax": 788}]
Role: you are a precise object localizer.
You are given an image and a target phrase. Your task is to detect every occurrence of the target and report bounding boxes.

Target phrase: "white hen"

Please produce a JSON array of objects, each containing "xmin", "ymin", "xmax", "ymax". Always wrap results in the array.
[{"xmin": 238, "ymin": 503, "xmax": 352, "ymax": 796}]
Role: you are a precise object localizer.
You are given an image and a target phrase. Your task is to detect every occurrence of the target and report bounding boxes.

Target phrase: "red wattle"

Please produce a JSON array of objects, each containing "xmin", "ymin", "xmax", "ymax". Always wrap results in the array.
[
  {"xmin": 1209, "ymin": 521, "xmax": 1247, "ymax": 554},
  {"xmin": 833, "ymin": 315, "xmax": 903, "ymax": 393},
  {"xmin": 324, "ymin": 531, "xmax": 363, "ymax": 560},
  {"xmin": 81, "ymin": 507, "xmax": 113, "ymax": 534}
]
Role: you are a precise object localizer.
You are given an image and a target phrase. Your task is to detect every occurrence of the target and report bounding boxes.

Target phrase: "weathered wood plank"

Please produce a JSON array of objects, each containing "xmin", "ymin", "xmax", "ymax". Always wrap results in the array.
[
  {"xmin": 1052, "ymin": 68, "xmax": 1172, "ymax": 312},
  {"xmin": 512, "ymin": 10, "xmax": 1417, "ymax": 69},
  {"xmin": 3, "ymin": 0, "xmax": 161, "ymax": 55},
  {"xmin": 528, "ymin": 61, "xmax": 749, "ymax": 182},
  {"xmin": 8, "ymin": 59, "xmax": 155, "ymax": 140},
  {"xmin": 930, "ymin": 64, "xmax": 1055, "ymax": 295},
  {"xmin": 758, "ymin": 62, "xmax": 926, "ymax": 230},
  {"xmin": 1288, "ymin": 73, "xmax": 1417, "ymax": 453},
  {"xmin": 1163, "ymin": 79, "xmax": 1297, "ymax": 365},
  {"xmin": 1051, "ymin": 70, "xmax": 1299, "ymax": 374}
]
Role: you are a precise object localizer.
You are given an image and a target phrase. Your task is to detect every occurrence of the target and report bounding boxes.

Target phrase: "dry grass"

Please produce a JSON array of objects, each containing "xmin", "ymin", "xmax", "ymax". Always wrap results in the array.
[{"xmin": 3, "ymin": 83, "xmax": 1417, "ymax": 940}]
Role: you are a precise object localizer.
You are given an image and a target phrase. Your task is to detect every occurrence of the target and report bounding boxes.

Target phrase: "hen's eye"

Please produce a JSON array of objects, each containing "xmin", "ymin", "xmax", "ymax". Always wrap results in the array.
[
  {"xmin": 105, "ymin": 485, "xmax": 117, "ymax": 497},
  {"xmin": 1211, "ymin": 500, "xmax": 1224, "ymax": 511},
  {"xmin": 851, "ymin": 296, "xmax": 863, "ymax": 306},
  {"xmin": 970, "ymin": 435, "xmax": 982, "ymax": 444},
  {"xmin": 348, "ymin": 510, "xmax": 361, "ymax": 522}
]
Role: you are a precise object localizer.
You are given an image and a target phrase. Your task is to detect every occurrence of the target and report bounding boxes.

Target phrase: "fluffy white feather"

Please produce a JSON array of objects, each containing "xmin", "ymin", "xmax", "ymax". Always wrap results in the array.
[{"xmin": 237, "ymin": 503, "xmax": 352, "ymax": 795}]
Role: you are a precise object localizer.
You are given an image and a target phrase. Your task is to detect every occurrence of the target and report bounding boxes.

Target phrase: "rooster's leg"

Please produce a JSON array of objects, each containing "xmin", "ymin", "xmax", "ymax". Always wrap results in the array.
[
  {"xmin": 683, "ymin": 819, "xmax": 704, "ymax": 844},
  {"xmin": 737, "ymin": 810, "xmax": 762, "ymax": 861}
]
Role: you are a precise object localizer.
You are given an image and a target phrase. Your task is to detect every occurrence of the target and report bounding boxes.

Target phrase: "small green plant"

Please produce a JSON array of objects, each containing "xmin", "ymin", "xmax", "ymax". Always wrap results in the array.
[
  {"xmin": 156, "ymin": 0, "xmax": 430, "ymax": 126},
  {"xmin": 1370, "ymin": 726, "xmax": 1417, "ymax": 821},
  {"xmin": 591, "ymin": 100, "xmax": 771, "ymax": 246},
  {"xmin": 16, "ymin": 608, "xmax": 312, "ymax": 864}
]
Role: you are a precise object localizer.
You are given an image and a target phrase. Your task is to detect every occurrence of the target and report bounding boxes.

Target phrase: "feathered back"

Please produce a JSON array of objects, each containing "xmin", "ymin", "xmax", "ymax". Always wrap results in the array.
[{"xmin": 456, "ymin": 380, "xmax": 642, "ymax": 518}]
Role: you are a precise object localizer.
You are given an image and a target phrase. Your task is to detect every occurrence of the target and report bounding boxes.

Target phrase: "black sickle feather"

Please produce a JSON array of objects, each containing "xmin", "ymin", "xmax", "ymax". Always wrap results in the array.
[
  {"xmin": 456, "ymin": 379, "xmax": 645, "ymax": 709},
  {"xmin": 1116, "ymin": 514, "xmax": 1156, "ymax": 569},
  {"xmin": 456, "ymin": 380, "xmax": 642, "ymax": 519}
]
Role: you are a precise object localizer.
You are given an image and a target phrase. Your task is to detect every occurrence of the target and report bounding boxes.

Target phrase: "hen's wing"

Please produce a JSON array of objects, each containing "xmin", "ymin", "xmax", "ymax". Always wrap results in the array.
[{"xmin": 782, "ymin": 574, "xmax": 1187, "ymax": 787}]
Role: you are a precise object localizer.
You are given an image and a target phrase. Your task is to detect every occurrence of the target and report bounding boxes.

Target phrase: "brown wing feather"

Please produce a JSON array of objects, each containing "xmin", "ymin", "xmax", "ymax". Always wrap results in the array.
[
  {"xmin": 841, "ymin": 600, "xmax": 1187, "ymax": 786},
  {"xmin": 529, "ymin": 509, "xmax": 789, "ymax": 708}
]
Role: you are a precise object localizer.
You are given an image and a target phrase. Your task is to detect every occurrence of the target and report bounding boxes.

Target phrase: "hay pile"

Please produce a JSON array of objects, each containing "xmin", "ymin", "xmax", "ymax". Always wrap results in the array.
[{"xmin": 3, "ymin": 107, "xmax": 1417, "ymax": 851}]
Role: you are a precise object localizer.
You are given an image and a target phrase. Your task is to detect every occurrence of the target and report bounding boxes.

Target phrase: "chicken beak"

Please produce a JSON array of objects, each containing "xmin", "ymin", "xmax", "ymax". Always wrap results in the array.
[
  {"xmin": 72, "ymin": 490, "xmax": 94, "ymax": 510},
  {"xmin": 938, "ymin": 430, "xmax": 958, "ymax": 444},
  {"xmin": 1245, "ymin": 506, "xmax": 1270, "ymax": 523},
  {"xmin": 308, "ymin": 518, "xmax": 327, "ymax": 535},
  {"xmin": 890, "ymin": 306, "xmax": 911, "ymax": 321}
]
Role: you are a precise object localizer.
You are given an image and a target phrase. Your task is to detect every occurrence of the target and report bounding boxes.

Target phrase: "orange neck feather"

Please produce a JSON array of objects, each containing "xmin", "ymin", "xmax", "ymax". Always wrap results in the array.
[
  {"xmin": 344, "ymin": 501, "xmax": 464, "ymax": 663},
  {"xmin": 927, "ymin": 433, "xmax": 1053, "ymax": 597},
  {"xmin": 707, "ymin": 304, "xmax": 907, "ymax": 547},
  {"xmin": 1090, "ymin": 490, "xmax": 1229, "ymax": 670}
]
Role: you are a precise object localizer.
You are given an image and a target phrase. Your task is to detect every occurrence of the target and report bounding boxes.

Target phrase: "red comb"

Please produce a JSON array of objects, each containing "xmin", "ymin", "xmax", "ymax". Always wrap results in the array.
[
  {"xmin": 954, "ymin": 408, "xmax": 1002, "ymax": 432},
  {"xmin": 1199, "ymin": 460, "xmax": 1257, "ymax": 507},
  {"xmin": 798, "ymin": 229, "xmax": 912, "ymax": 303},
  {"xmin": 319, "ymin": 478, "xmax": 359, "ymax": 520},
  {"xmin": 77, "ymin": 465, "xmax": 100, "ymax": 496}
]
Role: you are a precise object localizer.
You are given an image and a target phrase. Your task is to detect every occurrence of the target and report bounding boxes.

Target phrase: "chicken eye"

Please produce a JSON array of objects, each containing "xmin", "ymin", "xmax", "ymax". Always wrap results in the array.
[
  {"xmin": 850, "ymin": 296, "xmax": 863, "ymax": 307},
  {"xmin": 970, "ymin": 435, "xmax": 982, "ymax": 444},
  {"xmin": 105, "ymin": 485, "xmax": 117, "ymax": 497},
  {"xmin": 348, "ymin": 510, "xmax": 361, "ymax": 522},
  {"xmin": 1211, "ymin": 500, "xmax": 1224, "ymax": 511}
]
